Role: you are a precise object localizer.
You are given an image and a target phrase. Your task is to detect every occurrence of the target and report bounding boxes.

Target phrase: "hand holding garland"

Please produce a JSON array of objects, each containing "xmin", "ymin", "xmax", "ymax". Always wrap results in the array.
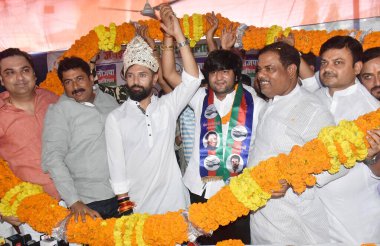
[
  {"xmin": 70, "ymin": 201, "xmax": 101, "ymax": 223},
  {"xmin": 364, "ymin": 129, "xmax": 380, "ymax": 176}
]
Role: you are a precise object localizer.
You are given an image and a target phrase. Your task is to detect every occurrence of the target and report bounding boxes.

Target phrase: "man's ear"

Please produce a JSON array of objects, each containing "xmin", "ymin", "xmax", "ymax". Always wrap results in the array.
[
  {"xmin": 152, "ymin": 72, "xmax": 159, "ymax": 86},
  {"xmin": 0, "ymin": 76, "xmax": 3, "ymax": 86},
  {"xmin": 354, "ymin": 61, "xmax": 363, "ymax": 76},
  {"xmin": 287, "ymin": 64, "xmax": 297, "ymax": 79},
  {"xmin": 89, "ymin": 74, "xmax": 95, "ymax": 85}
]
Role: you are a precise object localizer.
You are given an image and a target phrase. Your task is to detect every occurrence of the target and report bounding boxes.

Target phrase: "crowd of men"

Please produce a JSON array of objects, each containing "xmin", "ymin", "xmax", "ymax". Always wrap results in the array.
[{"xmin": 0, "ymin": 4, "xmax": 379, "ymax": 245}]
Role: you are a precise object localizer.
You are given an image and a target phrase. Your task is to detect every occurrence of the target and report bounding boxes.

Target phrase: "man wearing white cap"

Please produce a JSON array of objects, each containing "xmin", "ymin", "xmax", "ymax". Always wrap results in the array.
[{"xmin": 105, "ymin": 6, "xmax": 203, "ymax": 215}]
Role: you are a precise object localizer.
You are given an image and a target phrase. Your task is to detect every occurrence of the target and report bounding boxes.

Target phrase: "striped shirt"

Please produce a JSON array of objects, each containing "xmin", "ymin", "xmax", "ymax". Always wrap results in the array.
[{"xmin": 179, "ymin": 106, "xmax": 195, "ymax": 164}]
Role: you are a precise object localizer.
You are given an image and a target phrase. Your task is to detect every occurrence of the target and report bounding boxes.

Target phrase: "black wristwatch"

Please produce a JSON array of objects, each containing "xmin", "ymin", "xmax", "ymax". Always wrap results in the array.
[{"xmin": 364, "ymin": 155, "xmax": 377, "ymax": 166}]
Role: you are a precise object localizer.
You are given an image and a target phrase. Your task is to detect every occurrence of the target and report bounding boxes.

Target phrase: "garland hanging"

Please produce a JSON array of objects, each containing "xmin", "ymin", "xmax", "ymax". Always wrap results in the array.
[
  {"xmin": 38, "ymin": 13, "xmax": 380, "ymax": 95},
  {"xmin": 1, "ymin": 108, "xmax": 380, "ymax": 245}
]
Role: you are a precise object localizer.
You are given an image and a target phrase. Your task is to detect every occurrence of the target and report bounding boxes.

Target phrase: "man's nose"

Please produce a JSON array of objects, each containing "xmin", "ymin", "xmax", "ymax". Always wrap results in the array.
[
  {"xmin": 375, "ymin": 75, "xmax": 380, "ymax": 86},
  {"xmin": 216, "ymin": 71, "xmax": 224, "ymax": 80}
]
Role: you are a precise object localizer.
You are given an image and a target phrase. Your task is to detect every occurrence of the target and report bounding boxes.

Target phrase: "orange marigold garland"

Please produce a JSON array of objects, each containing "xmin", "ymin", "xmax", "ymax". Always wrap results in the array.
[
  {"xmin": 0, "ymin": 159, "xmax": 22, "ymax": 197},
  {"xmin": 38, "ymin": 14, "xmax": 380, "ymax": 95},
  {"xmin": 17, "ymin": 193, "xmax": 68, "ymax": 235},
  {"xmin": 1, "ymin": 108, "xmax": 380, "ymax": 245},
  {"xmin": 66, "ymin": 217, "xmax": 116, "ymax": 246},
  {"xmin": 143, "ymin": 211, "xmax": 188, "ymax": 246},
  {"xmin": 216, "ymin": 239, "xmax": 245, "ymax": 246}
]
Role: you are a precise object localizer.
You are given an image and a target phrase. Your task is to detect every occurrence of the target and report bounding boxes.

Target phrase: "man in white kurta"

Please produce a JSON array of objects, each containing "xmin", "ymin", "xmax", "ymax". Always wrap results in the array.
[
  {"xmin": 248, "ymin": 42, "xmax": 335, "ymax": 244},
  {"xmin": 105, "ymin": 11, "xmax": 203, "ymax": 214},
  {"xmin": 315, "ymin": 36, "xmax": 380, "ymax": 244}
]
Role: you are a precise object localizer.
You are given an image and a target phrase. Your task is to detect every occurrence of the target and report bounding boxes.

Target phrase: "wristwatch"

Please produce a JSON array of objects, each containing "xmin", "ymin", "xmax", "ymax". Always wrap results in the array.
[
  {"xmin": 364, "ymin": 155, "xmax": 377, "ymax": 166},
  {"xmin": 177, "ymin": 38, "xmax": 189, "ymax": 48}
]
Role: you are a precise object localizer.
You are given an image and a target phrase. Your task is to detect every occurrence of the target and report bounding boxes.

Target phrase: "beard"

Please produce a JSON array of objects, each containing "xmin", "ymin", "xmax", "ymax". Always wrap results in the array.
[{"xmin": 126, "ymin": 85, "xmax": 152, "ymax": 102}]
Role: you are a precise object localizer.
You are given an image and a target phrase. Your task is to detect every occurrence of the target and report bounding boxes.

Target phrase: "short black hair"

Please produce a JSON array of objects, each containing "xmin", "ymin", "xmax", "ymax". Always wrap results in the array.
[
  {"xmin": 231, "ymin": 155, "xmax": 240, "ymax": 161},
  {"xmin": 203, "ymin": 49, "xmax": 242, "ymax": 81},
  {"xmin": 258, "ymin": 42, "xmax": 300, "ymax": 77},
  {"xmin": 57, "ymin": 56, "xmax": 91, "ymax": 82},
  {"xmin": 319, "ymin": 36, "xmax": 363, "ymax": 66},
  {"xmin": 205, "ymin": 131, "xmax": 217, "ymax": 139},
  {"xmin": 363, "ymin": 47, "xmax": 380, "ymax": 63},
  {"xmin": 0, "ymin": 48, "xmax": 35, "ymax": 71},
  {"xmin": 241, "ymin": 74, "xmax": 252, "ymax": 87},
  {"xmin": 301, "ymin": 52, "xmax": 317, "ymax": 68}
]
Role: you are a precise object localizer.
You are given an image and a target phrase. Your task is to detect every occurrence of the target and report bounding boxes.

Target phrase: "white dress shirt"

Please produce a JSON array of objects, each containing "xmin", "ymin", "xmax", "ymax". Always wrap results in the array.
[
  {"xmin": 315, "ymin": 80, "xmax": 380, "ymax": 244},
  {"xmin": 183, "ymin": 85, "xmax": 265, "ymax": 199},
  {"xmin": 105, "ymin": 69, "xmax": 202, "ymax": 214},
  {"xmin": 248, "ymin": 85, "xmax": 335, "ymax": 244}
]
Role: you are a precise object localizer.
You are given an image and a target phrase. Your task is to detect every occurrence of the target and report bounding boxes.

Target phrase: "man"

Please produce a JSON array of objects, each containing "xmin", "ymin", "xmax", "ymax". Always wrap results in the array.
[
  {"xmin": 316, "ymin": 36, "xmax": 380, "ymax": 243},
  {"xmin": 229, "ymin": 154, "xmax": 241, "ymax": 173},
  {"xmin": 247, "ymin": 42, "xmax": 335, "ymax": 244},
  {"xmin": 42, "ymin": 56, "xmax": 119, "ymax": 222},
  {"xmin": 204, "ymin": 131, "xmax": 218, "ymax": 150},
  {"xmin": 0, "ymin": 48, "xmax": 59, "ymax": 200},
  {"xmin": 105, "ymin": 6, "xmax": 202, "ymax": 215},
  {"xmin": 0, "ymin": 48, "xmax": 59, "ymax": 237},
  {"xmin": 360, "ymin": 47, "xmax": 380, "ymax": 100},
  {"xmin": 183, "ymin": 48, "xmax": 266, "ymax": 243}
]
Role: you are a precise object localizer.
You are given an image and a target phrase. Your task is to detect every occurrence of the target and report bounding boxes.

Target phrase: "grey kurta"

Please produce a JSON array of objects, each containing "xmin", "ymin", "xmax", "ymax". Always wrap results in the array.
[{"xmin": 42, "ymin": 86, "xmax": 118, "ymax": 206}]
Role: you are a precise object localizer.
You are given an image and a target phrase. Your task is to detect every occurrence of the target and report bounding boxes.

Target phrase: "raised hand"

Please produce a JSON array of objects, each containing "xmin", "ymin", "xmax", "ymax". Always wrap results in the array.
[
  {"xmin": 276, "ymin": 33, "xmax": 295, "ymax": 47},
  {"xmin": 136, "ymin": 25, "xmax": 155, "ymax": 49},
  {"xmin": 221, "ymin": 23, "xmax": 237, "ymax": 50},
  {"xmin": 159, "ymin": 4, "xmax": 184, "ymax": 42},
  {"xmin": 205, "ymin": 11, "xmax": 219, "ymax": 38}
]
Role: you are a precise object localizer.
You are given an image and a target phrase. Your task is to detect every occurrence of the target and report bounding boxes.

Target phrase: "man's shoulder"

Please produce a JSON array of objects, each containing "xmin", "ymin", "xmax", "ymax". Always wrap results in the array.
[
  {"xmin": 242, "ymin": 84, "xmax": 266, "ymax": 108},
  {"xmin": 95, "ymin": 87, "xmax": 119, "ymax": 107},
  {"xmin": 36, "ymin": 88, "xmax": 59, "ymax": 103}
]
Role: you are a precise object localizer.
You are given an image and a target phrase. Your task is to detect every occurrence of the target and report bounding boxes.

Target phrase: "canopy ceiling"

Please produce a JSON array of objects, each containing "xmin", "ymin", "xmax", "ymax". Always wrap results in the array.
[{"xmin": 0, "ymin": 0, "xmax": 379, "ymax": 53}]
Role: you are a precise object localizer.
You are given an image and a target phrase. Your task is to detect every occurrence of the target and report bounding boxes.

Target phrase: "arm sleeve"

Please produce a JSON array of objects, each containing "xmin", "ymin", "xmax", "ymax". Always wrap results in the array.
[
  {"xmin": 41, "ymin": 105, "xmax": 79, "ymax": 207},
  {"xmin": 301, "ymin": 74, "xmax": 321, "ymax": 93},
  {"xmin": 316, "ymin": 166, "xmax": 350, "ymax": 187},
  {"xmin": 105, "ymin": 113, "xmax": 130, "ymax": 194},
  {"xmin": 164, "ymin": 67, "xmax": 204, "ymax": 118}
]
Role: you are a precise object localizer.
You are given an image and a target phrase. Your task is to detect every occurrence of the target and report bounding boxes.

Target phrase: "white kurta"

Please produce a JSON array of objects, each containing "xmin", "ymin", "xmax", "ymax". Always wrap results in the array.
[
  {"xmin": 315, "ymin": 80, "xmax": 380, "ymax": 244},
  {"xmin": 248, "ymin": 85, "xmax": 335, "ymax": 244},
  {"xmin": 105, "ymin": 70, "xmax": 202, "ymax": 214},
  {"xmin": 183, "ymin": 85, "xmax": 265, "ymax": 199}
]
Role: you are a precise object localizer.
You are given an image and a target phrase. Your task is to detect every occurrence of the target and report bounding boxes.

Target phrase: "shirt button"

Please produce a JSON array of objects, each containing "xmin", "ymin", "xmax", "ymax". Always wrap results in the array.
[
  {"xmin": 148, "ymin": 124, "xmax": 150, "ymax": 126},
  {"xmin": 149, "ymin": 134, "xmax": 151, "ymax": 136}
]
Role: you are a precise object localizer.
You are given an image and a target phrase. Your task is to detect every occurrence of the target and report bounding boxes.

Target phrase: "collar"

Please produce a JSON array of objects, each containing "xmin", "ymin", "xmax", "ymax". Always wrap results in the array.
[
  {"xmin": 127, "ymin": 94, "xmax": 157, "ymax": 106},
  {"xmin": 213, "ymin": 87, "xmax": 237, "ymax": 104},
  {"xmin": 0, "ymin": 91, "xmax": 10, "ymax": 109},
  {"xmin": 271, "ymin": 83, "xmax": 300, "ymax": 104},
  {"xmin": 326, "ymin": 78, "xmax": 359, "ymax": 99},
  {"xmin": 62, "ymin": 85, "xmax": 99, "ymax": 106},
  {"xmin": 0, "ymin": 89, "xmax": 39, "ymax": 110}
]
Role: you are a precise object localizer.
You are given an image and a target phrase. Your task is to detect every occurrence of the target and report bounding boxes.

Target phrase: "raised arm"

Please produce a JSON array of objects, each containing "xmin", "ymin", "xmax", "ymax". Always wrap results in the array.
[
  {"xmin": 160, "ymin": 4, "xmax": 199, "ymax": 78},
  {"xmin": 136, "ymin": 25, "xmax": 173, "ymax": 94},
  {"xmin": 220, "ymin": 23, "xmax": 237, "ymax": 50},
  {"xmin": 277, "ymin": 33, "xmax": 314, "ymax": 79},
  {"xmin": 205, "ymin": 12, "xmax": 219, "ymax": 52},
  {"xmin": 161, "ymin": 34, "xmax": 181, "ymax": 88}
]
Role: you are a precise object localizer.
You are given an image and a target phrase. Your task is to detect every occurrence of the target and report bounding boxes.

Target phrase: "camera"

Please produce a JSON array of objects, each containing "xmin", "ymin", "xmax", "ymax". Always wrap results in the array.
[{"xmin": 5, "ymin": 234, "xmax": 38, "ymax": 246}]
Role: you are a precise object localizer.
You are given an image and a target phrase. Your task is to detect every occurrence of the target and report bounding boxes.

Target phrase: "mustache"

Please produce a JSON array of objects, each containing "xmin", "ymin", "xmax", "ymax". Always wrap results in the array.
[
  {"xmin": 371, "ymin": 86, "xmax": 380, "ymax": 92},
  {"xmin": 130, "ymin": 85, "xmax": 144, "ymax": 90},
  {"xmin": 72, "ymin": 88, "xmax": 85, "ymax": 95},
  {"xmin": 322, "ymin": 71, "xmax": 336, "ymax": 77}
]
